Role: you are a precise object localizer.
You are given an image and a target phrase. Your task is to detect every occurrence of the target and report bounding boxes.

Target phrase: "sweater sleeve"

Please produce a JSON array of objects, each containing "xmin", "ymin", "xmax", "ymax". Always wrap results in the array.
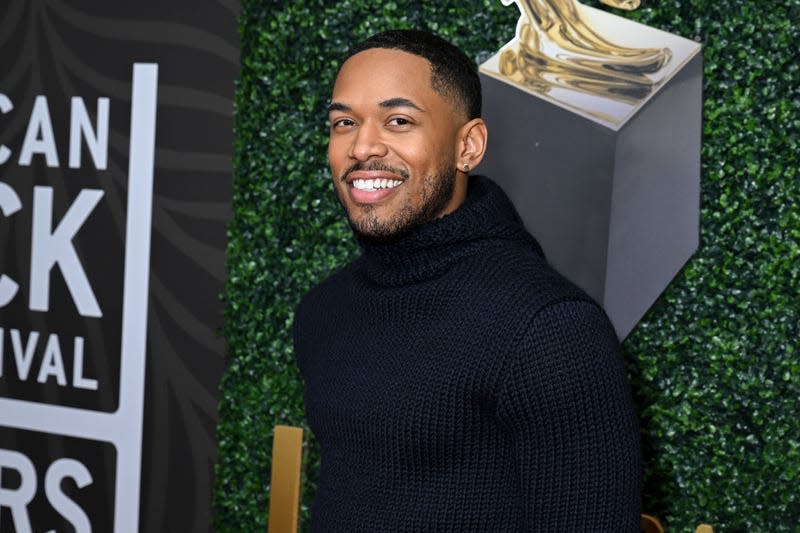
[{"xmin": 495, "ymin": 300, "xmax": 642, "ymax": 532}]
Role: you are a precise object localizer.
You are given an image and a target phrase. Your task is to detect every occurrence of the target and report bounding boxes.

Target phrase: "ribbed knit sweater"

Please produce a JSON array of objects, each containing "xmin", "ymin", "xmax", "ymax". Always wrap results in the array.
[{"xmin": 293, "ymin": 176, "xmax": 642, "ymax": 532}]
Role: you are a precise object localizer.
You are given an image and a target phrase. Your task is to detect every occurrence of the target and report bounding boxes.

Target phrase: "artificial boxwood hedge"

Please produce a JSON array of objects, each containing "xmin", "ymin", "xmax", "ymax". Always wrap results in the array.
[{"xmin": 214, "ymin": 1, "xmax": 799, "ymax": 531}]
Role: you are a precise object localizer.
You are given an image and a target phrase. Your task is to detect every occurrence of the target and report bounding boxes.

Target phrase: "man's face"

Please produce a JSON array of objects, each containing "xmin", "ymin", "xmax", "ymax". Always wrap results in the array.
[{"xmin": 327, "ymin": 48, "xmax": 466, "ymax": 241}]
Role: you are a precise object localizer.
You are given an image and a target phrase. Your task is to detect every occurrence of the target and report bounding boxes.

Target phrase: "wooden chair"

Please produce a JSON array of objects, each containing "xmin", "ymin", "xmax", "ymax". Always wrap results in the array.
[
  {"xmin": 642, "ymin": 513, "xmax": 664, "ymax": 533},
  {"xmin": 264, "ymin": 426, "xmax": 715, "ymax": 533},
  {"xmin": 266, "ymin": 425, "xmax": 304, "ymax": 533},
  {"xmin": 642, "ymin": 513, "xmax": 714, "ymax": 533}
]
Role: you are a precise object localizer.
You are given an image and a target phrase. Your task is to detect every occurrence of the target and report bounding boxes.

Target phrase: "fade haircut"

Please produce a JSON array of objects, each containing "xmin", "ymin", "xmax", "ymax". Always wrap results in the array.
[{"xmin": 342, "ymin": 29, "xmax": 482, "ymax": 120}]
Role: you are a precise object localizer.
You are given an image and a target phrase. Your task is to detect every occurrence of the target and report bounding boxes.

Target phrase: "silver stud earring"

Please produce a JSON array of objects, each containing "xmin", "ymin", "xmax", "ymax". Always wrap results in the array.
[{"xmin": 463, "ymin": 163, "xmax": 470, "ymax": 172}]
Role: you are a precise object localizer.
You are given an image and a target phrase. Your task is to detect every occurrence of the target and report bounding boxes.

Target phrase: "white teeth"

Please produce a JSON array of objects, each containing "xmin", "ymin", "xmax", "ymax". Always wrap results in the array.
[{"xmin": 352, "ymin": 178, "xmax": 403, "ymax": 191}]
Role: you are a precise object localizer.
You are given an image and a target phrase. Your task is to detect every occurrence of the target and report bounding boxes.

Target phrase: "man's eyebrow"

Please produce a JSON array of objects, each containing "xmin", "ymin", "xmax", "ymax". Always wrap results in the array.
[
  {"xmin": 327, "ymin": 98, "xmax": 424, "ymax": 114},
  {"xmin": 327, "ymin": 102, "xmax": 351, "ymax": 114},
  {"xmin": 379, "ymin": 97, "xmax": 423, "ymax": 111}
]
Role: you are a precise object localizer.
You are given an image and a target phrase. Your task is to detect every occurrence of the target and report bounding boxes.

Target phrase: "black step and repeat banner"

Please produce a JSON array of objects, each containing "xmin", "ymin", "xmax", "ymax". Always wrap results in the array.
[{"xmin": 0, "ymin": 1, "xmax": 237, "ymax": 531}]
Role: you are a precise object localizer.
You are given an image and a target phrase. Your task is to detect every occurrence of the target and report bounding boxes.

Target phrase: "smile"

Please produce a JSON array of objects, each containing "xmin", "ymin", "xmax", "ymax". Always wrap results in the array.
[{"xmin": 351, "ymin": 178, "xmax": 403, "ymax": 191}]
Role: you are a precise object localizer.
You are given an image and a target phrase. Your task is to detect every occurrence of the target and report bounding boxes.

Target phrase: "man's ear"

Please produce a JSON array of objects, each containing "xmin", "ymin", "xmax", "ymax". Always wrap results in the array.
[{"xmin": 455, "ymin": 118, "xmax": 488, "ymax": 175}]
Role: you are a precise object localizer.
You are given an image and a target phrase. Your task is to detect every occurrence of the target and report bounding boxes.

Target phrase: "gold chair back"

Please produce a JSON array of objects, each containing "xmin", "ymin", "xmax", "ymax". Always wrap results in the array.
[
  {"xmin": 642, "ymin": 513, "xmax": 714, "ymax": 533},
  {"xmin": 267, "ymin": 425, "xmax": 304, "ymax": 533}
]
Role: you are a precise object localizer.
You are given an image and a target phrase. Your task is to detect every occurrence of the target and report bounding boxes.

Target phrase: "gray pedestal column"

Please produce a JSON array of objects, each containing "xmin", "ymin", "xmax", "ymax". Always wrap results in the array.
[{"xmin": 478, "ymin": 6, "xmax": 703, "ymax": 339}]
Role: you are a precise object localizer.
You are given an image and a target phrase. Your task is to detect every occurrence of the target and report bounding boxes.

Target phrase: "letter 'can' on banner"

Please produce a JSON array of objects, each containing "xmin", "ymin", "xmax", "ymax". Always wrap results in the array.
[{"xmin": 0, "ymin": 64, "xmax": 158, "ymax": 533}]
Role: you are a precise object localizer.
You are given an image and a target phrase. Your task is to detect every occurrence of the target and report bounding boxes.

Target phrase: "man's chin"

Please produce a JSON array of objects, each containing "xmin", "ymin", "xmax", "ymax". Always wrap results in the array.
[
  {"xmin": 348, "ymin": 218, "xmax": 411, "ymax": 245},
  {"xmin": 338, "ymin": 166, "xmax": 457, "ymax": 245}
]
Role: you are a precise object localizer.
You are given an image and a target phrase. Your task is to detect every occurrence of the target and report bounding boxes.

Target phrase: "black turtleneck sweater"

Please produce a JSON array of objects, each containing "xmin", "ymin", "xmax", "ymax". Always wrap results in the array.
[{"xmin": 293, "ymin": 176, "xmax": 642, "ymax": 532}]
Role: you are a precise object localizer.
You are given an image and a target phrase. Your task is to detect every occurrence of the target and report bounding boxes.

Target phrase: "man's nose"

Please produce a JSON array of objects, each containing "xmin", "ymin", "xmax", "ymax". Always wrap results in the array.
[{"xmin": 349, "ymin": 121, "xmax": 388, "ymax": 161}]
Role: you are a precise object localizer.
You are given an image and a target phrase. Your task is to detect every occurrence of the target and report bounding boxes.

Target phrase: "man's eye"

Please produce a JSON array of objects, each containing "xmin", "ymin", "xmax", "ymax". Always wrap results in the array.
[
  {"xmin": 388, "ymin": 117, "xmax": 410, "ymax": 126},
  {"xmin": 332, "ymin": 118, "xmax": 355, "ymax": 128}
]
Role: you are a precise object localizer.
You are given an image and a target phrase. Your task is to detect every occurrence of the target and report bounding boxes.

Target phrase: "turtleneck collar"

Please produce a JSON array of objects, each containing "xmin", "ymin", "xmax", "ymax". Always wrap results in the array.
[{"xmin": 356, "ymin": 175, "xmax": 542, "ymax": 286}]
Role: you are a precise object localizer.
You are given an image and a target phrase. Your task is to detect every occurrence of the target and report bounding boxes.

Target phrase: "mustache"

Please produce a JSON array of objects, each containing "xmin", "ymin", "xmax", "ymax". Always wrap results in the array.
[{"xmin": 339, "ymin": 161, "xmax": 410, "ymax": 182}]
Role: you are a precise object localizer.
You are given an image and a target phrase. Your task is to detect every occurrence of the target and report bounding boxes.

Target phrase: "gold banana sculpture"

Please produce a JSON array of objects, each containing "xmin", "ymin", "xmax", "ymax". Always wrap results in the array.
[{"xmin": 499, "ymin": 0, "xmax": 672, "ymax": 104}]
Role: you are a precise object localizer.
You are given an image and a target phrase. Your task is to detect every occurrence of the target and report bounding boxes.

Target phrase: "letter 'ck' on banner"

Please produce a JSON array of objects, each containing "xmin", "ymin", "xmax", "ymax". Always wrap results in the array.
[{"xmin": 0, "ymin": 2, "xmax": 235, "ymax": 532}]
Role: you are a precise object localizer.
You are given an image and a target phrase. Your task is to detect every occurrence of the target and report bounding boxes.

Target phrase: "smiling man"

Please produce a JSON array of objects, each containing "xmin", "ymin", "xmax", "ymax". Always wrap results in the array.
[
  {"xmin": 293, "ymin": 29, "xmax": 642, "ymax": 532},
  {"xmin": 327, "ymin": 43, "xmax": 481, "ymax": 241}
]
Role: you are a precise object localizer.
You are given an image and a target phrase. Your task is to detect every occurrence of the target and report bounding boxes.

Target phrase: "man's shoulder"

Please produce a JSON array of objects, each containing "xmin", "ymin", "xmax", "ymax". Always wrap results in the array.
[
  {"xmin": 466, "ymin": 237, "xmax": 590, "ymax": 310},
  {"xmin": 295, "ymin": 256, "xmax": 363, "ymax": 316}
]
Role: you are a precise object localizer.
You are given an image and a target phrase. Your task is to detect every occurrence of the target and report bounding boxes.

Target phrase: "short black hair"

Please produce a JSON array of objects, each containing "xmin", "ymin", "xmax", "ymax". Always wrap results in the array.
[{"xmin": 342, "ymin": 29, "xmax": 482, "ymax": 120}]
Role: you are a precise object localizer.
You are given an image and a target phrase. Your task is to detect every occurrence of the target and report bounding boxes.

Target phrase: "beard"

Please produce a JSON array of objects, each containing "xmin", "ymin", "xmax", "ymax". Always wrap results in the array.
[{"xmin": 335, "ymin": 160, "xmax": 457, "ymax": 244}]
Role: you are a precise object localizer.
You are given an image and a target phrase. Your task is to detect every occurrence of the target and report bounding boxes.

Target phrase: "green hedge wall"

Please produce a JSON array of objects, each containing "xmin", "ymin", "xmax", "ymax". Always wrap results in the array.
[{"xmin": 214, "ymin": 1, "xmax": 800, "ymax": 531}]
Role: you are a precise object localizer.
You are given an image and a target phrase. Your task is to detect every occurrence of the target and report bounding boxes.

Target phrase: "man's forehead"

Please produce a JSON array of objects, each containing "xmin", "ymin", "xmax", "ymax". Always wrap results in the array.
[{"xmin": 331, "ymin": 48, "xmax": 435, "ymax": 101}]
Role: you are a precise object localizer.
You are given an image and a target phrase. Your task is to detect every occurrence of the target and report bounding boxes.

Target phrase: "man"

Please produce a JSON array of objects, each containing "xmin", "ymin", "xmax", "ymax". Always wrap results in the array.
[{"xmin": 293, "ymin": 29, "xmax": 642, "ymax": 531}]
